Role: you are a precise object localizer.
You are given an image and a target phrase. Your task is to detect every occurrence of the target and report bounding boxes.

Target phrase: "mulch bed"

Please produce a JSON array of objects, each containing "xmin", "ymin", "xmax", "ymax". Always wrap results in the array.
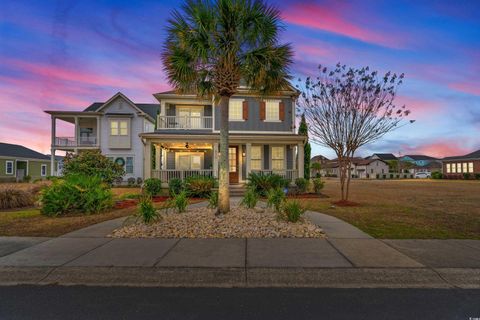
[
  {"xmin": 332, "ymin": 200, "xmax": 361, "ymax": 207},
  {"xmin": 287, "ymin": 193, "xmax": 329, "ymax": 199},
  {"xmin": 114, "ymin": 196, "xmax": 170, "ymax": 209}
]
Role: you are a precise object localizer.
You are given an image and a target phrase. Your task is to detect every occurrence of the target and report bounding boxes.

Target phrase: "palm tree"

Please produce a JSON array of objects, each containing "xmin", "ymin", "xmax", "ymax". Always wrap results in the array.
[{"xmin": 162, "ymin": 0, "xmax": 293, "ymax": 214}]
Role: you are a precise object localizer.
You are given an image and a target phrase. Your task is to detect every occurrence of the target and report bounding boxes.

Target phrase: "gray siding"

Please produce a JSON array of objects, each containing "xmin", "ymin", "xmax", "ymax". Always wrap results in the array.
[
  {"xmin": 263, "ymin": 145, "xmax": 270, "ymax": 170},
  {"xmin": 241, "ymin": 145, "xmax": 246, "ymax": 179},
  {"xmin": 204, "ymin": 149, "xmax": 213, "ymax": 169},
  {"xmin": 214, "ymin": 96, "xmax": 294, "ymax": 132},
  {"xmin": 286, "ymin": 145, "xmax": 293, "ymax": 170},
  {"xmin": 167, "ymin": 152, "xmax": 175, "ymax": 169}
]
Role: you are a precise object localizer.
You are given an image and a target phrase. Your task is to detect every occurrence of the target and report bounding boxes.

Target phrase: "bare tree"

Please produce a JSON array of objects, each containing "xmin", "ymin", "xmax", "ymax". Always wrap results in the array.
[{"xmin": 297, "ymin": 63, "xmax": 413, "ymax": 201}]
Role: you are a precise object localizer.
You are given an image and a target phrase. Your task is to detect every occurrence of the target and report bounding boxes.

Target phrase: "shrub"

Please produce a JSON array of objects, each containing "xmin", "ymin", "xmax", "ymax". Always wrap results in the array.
[
  {"xmin": 281, "ymin": 200, "xmax": 306, "ymax": 222},
  {"xmin": 138, "ymin": 194, "xmax": 159, "ymax": 224},
  {"xmin": 240, "ymin": 187, "xmax": 258, "ymax": 209},
  {"xmin": 0, "ymin": 187, "xmax": 35, "ymax": 209},
  {"xmin": 40, "ymin": 174, "xmax": 113, "ymax": 216},
  {"xmin": 127, "ymin": 177, "xmax": 136, "ymax": 186},
  {"xmin": 208, "ymin": 191, "xmax": 218, "ymax": 209},
  {"xmin": 312, "ymin": 178, "xmax": 324, "ymax": 194},
  {"xmin": 463, "ymin": 173, "xmax": 472, "ymax": 180},
  {"xmin": 62, "ymin": 150, "xmax": 124, "ymax": 184},
  {"xmin": 475, "ymin": 173, "xmax": 480, "ymax": 180},
  {"xmin": 168, "ymin": 178, "xmax": 184, "ymax": 196},
  {"xmin": 144, "ymin": 178, "xmax": 163, "ymax": 196},
  {"xmin": 136, "ymin": 177, "xmax": 143, "ymax": 185},
  {"xmin": 295, "ymin": 178, "xmax": 308, "ymax": 194},
  {"xmin": 247, "ymin": 172, "xmax": 289, "ymax": 197},
  {"xmin": 169, "ymin": 190, "xmax": 188, "ymax": 213},
  {"xmin": 23, "ymin": 175, "xmax": 31, "ymax": 183},
  {"xmin": 266, "ymin": 188, "xmax": 285, "ymax": 213},
  {"xmin": 432, "ymin": 172, "xmax": 443, "ymax": 179},
  {"xmin": 185, "ymin": 175, "xmax": 215, "ymax": 198}
]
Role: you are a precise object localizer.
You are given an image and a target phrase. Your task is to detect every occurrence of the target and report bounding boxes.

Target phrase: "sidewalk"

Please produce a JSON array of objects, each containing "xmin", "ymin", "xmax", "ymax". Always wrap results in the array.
[{"xmin": 0, "ymin": 201, "xmax": 479, "ymax": 288}]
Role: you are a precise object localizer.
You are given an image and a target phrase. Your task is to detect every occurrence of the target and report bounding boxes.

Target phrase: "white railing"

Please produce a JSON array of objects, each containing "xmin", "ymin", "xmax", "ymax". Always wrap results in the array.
[
  {"xmin": 152, "ymin": 169, "xmax": 214, "ymax": 182},
  {"xmin": 55, "ymin": 136, "xmax": 97, "ymax": 147},
  {"xmin": 157, "ymin": 116, "xmax": 213, "ymax": 129},
  {"xmin": 251, "ymin": 169, "xmax": 298, "ymax": 181}
]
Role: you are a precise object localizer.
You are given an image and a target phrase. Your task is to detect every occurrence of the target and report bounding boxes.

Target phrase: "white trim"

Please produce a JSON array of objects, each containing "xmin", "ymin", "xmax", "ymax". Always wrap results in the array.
[
  {"xmin": 105, "ymin": 154, "xmax": 135, "ymax": 175},
  {"xmin": 41, "ymin": 164, "xmax": 47, "ymax": 176},
  {"xmin": 212, "ymin": 130, "xmax": 295, "ymax": 134},
  {"xmin": 228, "ymin": 98, "xmax": 245, "ymax": 121},
  {"xmin": 5, "ymin": 160, "xmax": 13, "ymax": 175},
  {"xmin": 14, "ymin": 159, "xmax": 29, "ymax": 177},
  {"xmin": 270, "ymin": 145, "xmax": 286, "ymax": 171},
  {"xmin": 265, "ymin": 99, "xmax": 281, "ymax": 122}
]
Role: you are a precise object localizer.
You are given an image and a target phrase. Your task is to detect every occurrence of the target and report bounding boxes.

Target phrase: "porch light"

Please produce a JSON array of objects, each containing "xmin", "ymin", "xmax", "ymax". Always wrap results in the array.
[{"xmin": 242, "ymin": 152, "xmax": 246, "ymax": 157}]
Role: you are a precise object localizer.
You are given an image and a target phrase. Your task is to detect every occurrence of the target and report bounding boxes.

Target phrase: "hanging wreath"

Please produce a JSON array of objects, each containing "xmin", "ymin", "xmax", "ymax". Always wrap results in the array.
[{"xmin": 115, "ymin": 157, "xmax": 125, "ymax": 166}]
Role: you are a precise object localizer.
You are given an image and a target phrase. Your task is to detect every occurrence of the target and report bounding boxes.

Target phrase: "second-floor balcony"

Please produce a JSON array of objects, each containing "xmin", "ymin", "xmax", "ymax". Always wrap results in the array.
[
  {"xmin": 157, "ymin": 115, "xmax": 213, "ymax": 130},
  {"xmin": 55, "ymin": 136, "xmax": 98, "ymax": 148}
]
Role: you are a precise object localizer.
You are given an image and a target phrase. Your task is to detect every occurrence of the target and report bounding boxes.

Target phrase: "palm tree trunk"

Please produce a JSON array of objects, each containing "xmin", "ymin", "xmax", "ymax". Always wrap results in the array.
[{"xmin": 217, "ymin": 95, "xmax": 230, "ymax": 214}]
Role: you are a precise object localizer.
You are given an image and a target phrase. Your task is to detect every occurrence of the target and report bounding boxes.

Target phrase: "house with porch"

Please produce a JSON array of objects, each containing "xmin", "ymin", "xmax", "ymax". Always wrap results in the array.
[{"xmin": 46, "ymin": 88, "xmax": 305, "ymax": 185}]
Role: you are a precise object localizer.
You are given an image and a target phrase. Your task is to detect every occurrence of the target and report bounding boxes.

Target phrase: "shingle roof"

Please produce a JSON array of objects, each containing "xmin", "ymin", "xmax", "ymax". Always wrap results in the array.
[
  {"xmin": 83, "ymin": 102, "xmax": 159, "ymax": 120},
  {"xmin": 0, "ymin": 143, "xmax": 50, "ymax": 160},
  {"xmin": 311, "ymin": 155, "xmax": 329, "ymax": 162},
  {"xmin": 370, "ymin": 153, "xmax": 397, "ymax": 161},
  {"xmin": 443, "ymin": 149, "xmax": 480, "ymax": 161},
  {"xmin": 403, "ymin": 155, "xmax": 438, "ymax": 161}
]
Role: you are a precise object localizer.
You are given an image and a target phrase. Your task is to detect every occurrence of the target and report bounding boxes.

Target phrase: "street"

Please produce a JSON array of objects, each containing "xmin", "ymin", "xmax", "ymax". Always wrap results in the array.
[{"xmin": 0, "ymin": 286, "xmax": 478, "ymax": 319}]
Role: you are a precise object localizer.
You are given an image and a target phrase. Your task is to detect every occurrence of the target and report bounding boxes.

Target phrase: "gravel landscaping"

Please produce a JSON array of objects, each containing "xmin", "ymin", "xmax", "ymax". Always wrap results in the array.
[{"xmin": 111, "ymin": 206, "xmax": 325, "ymax": 239}]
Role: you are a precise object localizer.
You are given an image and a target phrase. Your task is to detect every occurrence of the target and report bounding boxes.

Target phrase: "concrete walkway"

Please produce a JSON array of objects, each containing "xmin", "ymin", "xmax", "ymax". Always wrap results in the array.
[{"xmin": 0, "ymin": 200, "xmax": 479, "ymax": 288}]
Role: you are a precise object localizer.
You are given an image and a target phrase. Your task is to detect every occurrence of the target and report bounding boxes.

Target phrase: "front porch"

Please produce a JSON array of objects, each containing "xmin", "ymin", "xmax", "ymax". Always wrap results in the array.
[{"xmin": 143, "ymin": 134, "xmax": 305, "ymax": 185}]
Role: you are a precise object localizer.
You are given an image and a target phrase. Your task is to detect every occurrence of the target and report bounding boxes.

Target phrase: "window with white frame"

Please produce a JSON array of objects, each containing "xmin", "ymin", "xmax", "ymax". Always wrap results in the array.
[
  {"xmin": 468, "ymin": 162, "xmax": 474, "ymax": 173},
  {"xmin": 462, "ymin": 163, "xmax": 468, "ymax": 173},
  {"xmin": 176, "ymin": 153, "xmax": 203, "ymax": 170},
  {"xmin": 271, "ymin": 146, "xmax": 284, "ymax": 170},
  {"xmin": 265, "ymin": 100, "xmax": 280, "ymax": 121},
  {"xmin": 229, "ymin": 99, "xmax": 243, "ymax": 121},
  {"xmin": 41, "ymin": 164, "xmax": 47, "ymax": 176},
  {"xmin": 446, "ymin": 163, "xmax": 451, "ymax": 173},
  {"xmin": 457, "ymin": 163, "xmax": 462, "ymax": 173},
  {"xmin": 251, "ymin": 146, "xmax": 262, "ymax": 170},
  {"xmin": 125, "ymin": 157, "xmax": 134, "ymax": 174},
  {"xmin": 452, "ymin": 163, "xmax": 457, "ymax": 173},
  {"xmin": 110, "ymin": 120, "xmax": 128, "ymax": 136},
  {"xmin": 5, "ymin": 161, "xmax": 13, "ymax": 175}
]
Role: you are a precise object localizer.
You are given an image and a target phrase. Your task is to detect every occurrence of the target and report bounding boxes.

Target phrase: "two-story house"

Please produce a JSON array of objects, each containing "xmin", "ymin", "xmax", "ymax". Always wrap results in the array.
[
  {"xmin": 46, "ymin": 88, "xmax": 305, "ymax": 185},
  {"xmin": 398, "ymin": 154, "xmax": 442, "ymax": 174}
]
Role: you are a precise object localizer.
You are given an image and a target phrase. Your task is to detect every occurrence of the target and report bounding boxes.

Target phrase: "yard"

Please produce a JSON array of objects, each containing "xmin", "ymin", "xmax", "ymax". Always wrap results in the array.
[{"xmin": 303, "ymin": 179, "xmax": 480, "ymax": 239}]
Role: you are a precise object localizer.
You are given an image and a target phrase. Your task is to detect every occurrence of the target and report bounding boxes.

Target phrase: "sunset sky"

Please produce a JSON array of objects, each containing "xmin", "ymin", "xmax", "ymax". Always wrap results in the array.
[{"xmin": 1, "ymin": 0, "xmax": 479, "ymax": 159}]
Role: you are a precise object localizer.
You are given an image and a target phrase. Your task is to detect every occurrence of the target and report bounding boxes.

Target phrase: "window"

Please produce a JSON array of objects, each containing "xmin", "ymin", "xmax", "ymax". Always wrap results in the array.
[
  {"xmin": 457, "ymin": 163, "xmax": 462, "ymax": 173},
  {"xmin": 462, "ymin": 163, "xmax": 468, "ymax": 173},
  {"xmin": 468, "ymin": 162, "xmax": 474, "ymax": 173},
  {"xmin": 126, "ymin": 157, "xmax": 134, "ymax": 174},
  {"xmin": 265, "ymin": 100, "xmax": 280, "ymax": 121},
  {"xmin": 110, "ymin": 120, "xmax": 128, "ymax": 136},
  {"xmin": 229, "ymin": 100, "xmax": 243, "ymax": 121},
  {"xmin": 5, "ymin": 161, "xmax": 13, "ymax": 175},
  {"xmin": 41, "ymin": 164, "xmax": 47, "ymax": 176},
  {"xmin": 251, "ymin": 146, "xmax": 262, "ymax": 170},
  {"xmin": 271, "ymin": 146, "xmax": 284, "ymax": 170},
  {"xmin": 446, "ymin": 163, "xmax": 451, "ymax": 173},
  {"xmin": 176, "ymin": 153, "xmax": 203, "ymax": 170}
]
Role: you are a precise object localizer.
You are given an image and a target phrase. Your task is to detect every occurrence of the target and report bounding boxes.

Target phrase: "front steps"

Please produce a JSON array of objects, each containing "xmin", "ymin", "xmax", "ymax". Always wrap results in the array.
[{"xmin": 229, "ymin": 184, "xmax": 246, "ymax": 197}]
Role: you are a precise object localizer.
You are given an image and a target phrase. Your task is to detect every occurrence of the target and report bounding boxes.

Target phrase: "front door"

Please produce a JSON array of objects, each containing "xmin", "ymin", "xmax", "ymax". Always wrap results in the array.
[{"xmin": 229, "ymin": 146, "xmax": 239, "ymax": 183}]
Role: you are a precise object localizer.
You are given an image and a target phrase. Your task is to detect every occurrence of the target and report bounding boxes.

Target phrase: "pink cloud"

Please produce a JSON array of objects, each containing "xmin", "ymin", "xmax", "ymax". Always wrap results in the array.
[
  {"xmin": 399, "ymin": 140, "xmax": 472, "ymax": 158},
  {"xmin": 282, "ymin": 3, "xmax": 403, "ymax": 48},
  {"xmin": 448, "ymin": 82, "xmax": 480, "ymax": 96}
]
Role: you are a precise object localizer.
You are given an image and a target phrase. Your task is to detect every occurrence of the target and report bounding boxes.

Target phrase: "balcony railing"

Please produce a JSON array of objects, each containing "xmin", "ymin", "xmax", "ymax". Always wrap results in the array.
[
  {"xmin": 251, "ymin": 169, "xmax": 298, "ymax": 181},
  {"xmin": 55, "ymin": 136, "xmax": 98, "ymax": 147},
  {"xmin": 152, "ymin": 169, "xmax": 214, "ymax": 182},
  {"xmin": 157, "ymin": 116, "xmax": 213, "ymax": 130}
]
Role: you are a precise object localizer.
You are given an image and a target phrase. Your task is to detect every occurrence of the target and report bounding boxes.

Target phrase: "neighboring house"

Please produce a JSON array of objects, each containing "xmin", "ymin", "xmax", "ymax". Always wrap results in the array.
[
  {"xmin": 310, "ymin": 155, "xmax": 329, "ymax": 177},
  {"xmin": 367, "ymin": 153, "xmax": 398, "ymax": 161},
  {"xmin": 399, "ymin": 155, "xmax": 442, "ymax": 174},
  {"xmin": 319, "ymin": 157, "xmax": 388, "ymax": 179},
  {"xmin": 442, "ymin": 149, "xmax": 480, "ymax": 177},
  {"xmin": 0, "ymin": 142, "xmax": 55, "ymax": 182},
  {"xmin": 46, "ymin": 88, "xmax": 306, "ymax": 185}
]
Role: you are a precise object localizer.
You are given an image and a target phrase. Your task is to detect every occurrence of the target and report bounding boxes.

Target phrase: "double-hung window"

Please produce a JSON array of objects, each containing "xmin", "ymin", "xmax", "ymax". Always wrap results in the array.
[
  {"xmin": 265, "ymin": 100, "xmax": 280, "ymax": 121},
  {"xmin": 468, "ymin": 162, "xmax": 474, "ymax": 173},
  {"xmin": 271, "ymin": 146, "xmax": 284, "ymax": 170},
  {"xmin": 5, "ymin": 161, "xmax": 13, "ymax": 175},
  {"xmin": 462, "ymin": 163, "xmax": 468, "ymax": 173},
  {"xmin": 110, "ymin": 120, "xmax": 128, "ymax": 136},
  {"xmin": 229, "ymin": 99, "xmax": 243, "ymax": 121},
  {"xmin": 41, "ymin": 164, "xmax": 47, "ymax": 176},
  {"xmin": 446, "ymin": 163, "xmax": 451, "ymax": 173},
  {"xmin": 125, "ymin": 157, "xmax": 134, "ymax": 174},
  {"xmin": 251, "ymin": 146, "xmax": 262, "ymax": 170}
]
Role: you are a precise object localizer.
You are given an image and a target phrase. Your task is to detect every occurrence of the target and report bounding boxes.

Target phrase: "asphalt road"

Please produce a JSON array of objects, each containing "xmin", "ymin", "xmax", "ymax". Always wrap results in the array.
[{"xmin": 0, "ymin": 286, "xmax": 478, "ymax": 320}]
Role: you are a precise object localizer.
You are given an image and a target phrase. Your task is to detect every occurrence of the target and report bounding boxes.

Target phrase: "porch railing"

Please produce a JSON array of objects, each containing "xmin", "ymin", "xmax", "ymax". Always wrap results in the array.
[
  {"xmin": 251, "ymin": 169, "xmax": 298, "ymax": 181},
  {"xmin": 152, "ymin": 169, "xmax": 214, "ymax": 182},
  {"xmin": 157, "ymin": 116, "xmax": 213, "ymax": 130},
  {"xmin": 55, "ymin": 136, "xmax": 97, "ymax": 147}
]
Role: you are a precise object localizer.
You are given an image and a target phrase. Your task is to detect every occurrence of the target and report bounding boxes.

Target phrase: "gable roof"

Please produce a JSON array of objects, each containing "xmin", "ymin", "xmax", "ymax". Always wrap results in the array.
[
  {"xmin": 443, "ymin": 149, "xmax": 480, "ymax": 161},
  {"xmin": 311, "ymin": 155, "xmax": 329, "ymax": 162},
  {"xmin": 402, "ymin": 155, "xmax": 438, "ymax": 161},
  {"xmin": 369, "ymin": 153, "xmax": 397, "ymax": 161},
  {"xmin": 0, "ymin": 143, "xmax": 50, "ymax": 160}
]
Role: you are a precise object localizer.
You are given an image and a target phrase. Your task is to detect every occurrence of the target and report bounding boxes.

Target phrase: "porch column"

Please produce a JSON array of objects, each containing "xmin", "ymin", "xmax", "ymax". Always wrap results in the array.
[
  {"xmin": 213, "ymin": 142, "xmax": 219, "ymax": 178},
  {"xmin": 245, "ymin": 143, "xmax": 251, "ymax": 178},
  {"xmin": 50, "ymin": 116, "xmax": 56, "ymax": 176},
  {"xmin": 155, "ymin": 144, "xmax": 161, "ymax": 170},
  {"xmin": 292, "ymin": 144, "xmax": 297, "ymax": 175},
  {"xmin": 144, "ymin": 140, "xmax": 152, "ymax": 179},
  {"xmin": 298, "ymin": 142, "xmax": 304, "ymax": 178},
  {"xmin": 74, "ymin": 116, "xmax": 79, "ymax": 146}
]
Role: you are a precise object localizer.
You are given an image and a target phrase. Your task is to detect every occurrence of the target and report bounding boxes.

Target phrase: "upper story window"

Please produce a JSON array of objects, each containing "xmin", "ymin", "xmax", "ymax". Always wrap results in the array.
[
  {"xmin": 110, "ymin": 120, "xmax": 128, "ymax": 136},
  {"xmin": 5, "ymin": 161, "xmax": 13, "ymax": 175},
  {"xmin": 251, "ymin": 146, "xmax": 262, "ymax": 170},
  {"xmin": 265, "ymin": 100, "xmax": 280, "ymax": 121},
  {"xmin": 229, "ymin": 99, "xmax": 244, "ymax": 121}
]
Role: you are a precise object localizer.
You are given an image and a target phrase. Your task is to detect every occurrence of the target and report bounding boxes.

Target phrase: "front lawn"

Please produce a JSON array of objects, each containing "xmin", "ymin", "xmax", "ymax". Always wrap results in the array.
[{"xmin": 302, "ymin": 179, "xmax": 480, "ymax": 239}]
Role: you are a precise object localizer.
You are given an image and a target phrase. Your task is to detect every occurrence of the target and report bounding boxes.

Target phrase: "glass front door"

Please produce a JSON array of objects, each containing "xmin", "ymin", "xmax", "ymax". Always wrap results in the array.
[{"xmin": 229, "ymin": 146, "xmax": 239, "ymax": 183}]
